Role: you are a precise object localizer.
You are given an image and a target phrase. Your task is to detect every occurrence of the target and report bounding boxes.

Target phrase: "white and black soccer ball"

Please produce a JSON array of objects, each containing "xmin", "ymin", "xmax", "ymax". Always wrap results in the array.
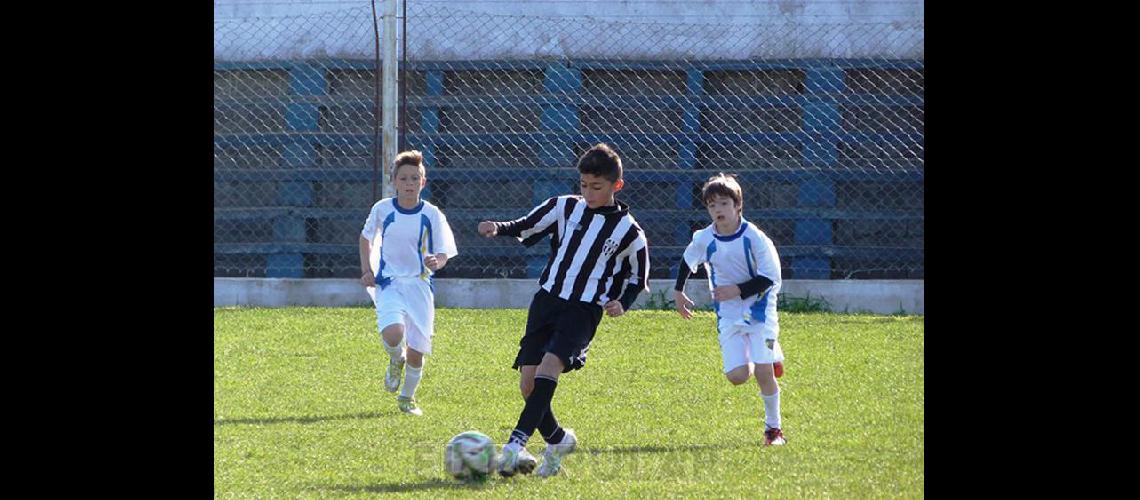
[{"xmin": 444, "ymin": 431, "xmax": 496, "ymax": 481}]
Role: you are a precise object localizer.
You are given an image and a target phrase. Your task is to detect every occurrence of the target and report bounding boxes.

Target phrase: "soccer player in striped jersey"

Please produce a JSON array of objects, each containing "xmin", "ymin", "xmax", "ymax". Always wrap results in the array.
[
  {"xmin": 477, "ymin": 143, "xmax": 649, "ymax": 477},
  {"xmin": 359, "ymin": 150, "xmax": 458, "ymax": 416},
  {"xmin": 673, "ymin": 173, "xmax": 787, "ymax": 446}
]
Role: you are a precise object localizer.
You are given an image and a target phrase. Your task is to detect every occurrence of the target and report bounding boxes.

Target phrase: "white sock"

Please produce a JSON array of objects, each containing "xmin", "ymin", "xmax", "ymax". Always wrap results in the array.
[
  {"xmin": 761, "ymin": 389, "xmax": 781, "ymax": 430},
  {"xmin": 400, "ymin": 364, "xmax": 422, "ymax": 399},
  {"xmin": 382, "ymin": 338, "xmax": 405, "ymax": 364}
]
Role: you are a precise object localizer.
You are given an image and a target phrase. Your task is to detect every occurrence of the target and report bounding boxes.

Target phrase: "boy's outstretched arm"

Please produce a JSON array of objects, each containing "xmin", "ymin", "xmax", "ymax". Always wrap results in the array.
[
  {"xmin": 478, "ymin": 197, "xmax": 559, "ymax": 245},
  {"xmin": 477, "ymin": 221, "xmax": 498, "ymax": 237},
  {"xmin": 673, "ymin": 255, "xmax": 695, "ymax": 319}
]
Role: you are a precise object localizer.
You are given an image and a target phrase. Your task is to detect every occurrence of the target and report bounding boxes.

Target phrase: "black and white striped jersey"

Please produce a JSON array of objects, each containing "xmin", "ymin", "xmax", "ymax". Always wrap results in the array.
[{"xmin": 493, "ymin": 195, "xmax": 649, "ymax": 308}]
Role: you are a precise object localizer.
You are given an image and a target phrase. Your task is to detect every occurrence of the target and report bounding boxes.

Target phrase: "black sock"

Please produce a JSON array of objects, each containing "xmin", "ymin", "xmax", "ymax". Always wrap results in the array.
[
  {"xmin": 538, "ymin": 408, "xmax": 565, "ymax": 445},
  {"xmin": 510, "ymin": 375, "xmax": 558, "ymax": 447}
]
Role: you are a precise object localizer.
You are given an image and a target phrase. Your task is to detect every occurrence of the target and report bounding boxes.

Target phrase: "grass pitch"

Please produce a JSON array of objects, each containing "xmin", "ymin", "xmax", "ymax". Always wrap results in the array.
[{"xmin": 214, "ymin": 307, "xmax": 923, "ymax": 497}]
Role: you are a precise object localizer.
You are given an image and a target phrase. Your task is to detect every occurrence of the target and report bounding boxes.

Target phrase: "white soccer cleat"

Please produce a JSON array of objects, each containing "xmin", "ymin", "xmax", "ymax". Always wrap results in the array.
[
  {"xmin": 384, "ymin": 357, "xmax": 405, "ymax": 393},
  {"xmin": 497, "ymin": 442, "xmax": 537, "ymax": 477},
  {"xmin": 396, "ymin": 395, "xmax": 423, "ymax": 416},
  {"xmin": 536, "ymin": 428, "xmax": 577, "ymax": 478}
]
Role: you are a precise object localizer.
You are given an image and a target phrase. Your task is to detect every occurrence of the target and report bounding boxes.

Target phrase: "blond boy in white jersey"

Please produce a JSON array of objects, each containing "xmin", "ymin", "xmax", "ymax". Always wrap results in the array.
[{"xmin": 359, "ymin": 150, "xmax": 458, "ymax": 416}]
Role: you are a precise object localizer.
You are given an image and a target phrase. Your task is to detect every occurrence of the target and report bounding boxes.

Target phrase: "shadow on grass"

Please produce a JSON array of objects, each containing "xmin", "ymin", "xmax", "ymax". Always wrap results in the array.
[
  {"xmin": 582, "ymin": 443, "xmax": 745, "ymax": 455},
  {"xmin": 830, "ymin": 316, "xmax": 925, "ymax": 325},
  {"xmin": 321, "ymin": 478, "xmax": 492, "ymax": 494},
  {"xmin": 213, "ymin": 411, "xmax": 386, "ymax": 426},
  {"xmin": 313, "ymin": 445, "xmax": 750, "ymax": 494}
]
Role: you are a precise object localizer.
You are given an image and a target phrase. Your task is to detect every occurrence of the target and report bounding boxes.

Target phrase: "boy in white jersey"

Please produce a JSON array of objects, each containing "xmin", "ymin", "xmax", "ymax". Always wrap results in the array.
[
  {"xmin": 359, "ymin": 150, "xmax": 458, "ymax": 416},
  {"xmin": 673, "ymin": 173, "xmax": 787, "ymax": 446}
]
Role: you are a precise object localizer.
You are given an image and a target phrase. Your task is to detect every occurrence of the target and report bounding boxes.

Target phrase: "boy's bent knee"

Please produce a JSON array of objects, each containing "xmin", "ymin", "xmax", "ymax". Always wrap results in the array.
[
  {"xmin": 380, "ymin": 324, "xmax": 405, "ymax": 344},
  {"xmin": 725, "ymin": 366, "xmax": 751, "ymax": 385},
  {"xmin": 753, "ymin": 364, "xmax": 776, "ymax": 382},
  {"xmin": 405, "ymin": 349, "xmax": 424, "ymax": 367},
  {"xmin": 536, "ymin": 353, "xmax": 565, "ymax": 379}
]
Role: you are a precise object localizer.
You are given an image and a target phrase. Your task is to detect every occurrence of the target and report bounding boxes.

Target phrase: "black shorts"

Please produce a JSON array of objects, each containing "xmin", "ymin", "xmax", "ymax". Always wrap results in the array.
[{"xmin": 512, "ymin": 288, "xmax": 604, "ymax": 372}]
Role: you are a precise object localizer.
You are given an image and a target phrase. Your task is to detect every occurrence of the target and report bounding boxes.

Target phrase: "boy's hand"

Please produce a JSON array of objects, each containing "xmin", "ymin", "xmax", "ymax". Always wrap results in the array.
[
  {"xmin": 424, "ymin": 253, "xmax": 448, "ymax": 271},
  {"xmin": 604, "ymin": 300, "xmax": 625, "ymax": 317},
  {"xmin": 674, "ymin": 290, "xmax": 694, "ymax": 319},
  {"xmin": 712, "ymin": 284, "xmax": 741, "ymax": 301},
  {"xmin": 360, "ymin": 271, "xmax": 374, "ymax": 287},
  {"xmin": 478, "ymin": 221, "xmax": 498, "ymax": 238}
]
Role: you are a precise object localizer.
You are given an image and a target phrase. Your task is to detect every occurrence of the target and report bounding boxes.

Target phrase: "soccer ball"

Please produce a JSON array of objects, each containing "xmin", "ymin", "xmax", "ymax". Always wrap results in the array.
[{"xmin": 444, "ymin": 431, "xmax": 497, "ymax": 481}]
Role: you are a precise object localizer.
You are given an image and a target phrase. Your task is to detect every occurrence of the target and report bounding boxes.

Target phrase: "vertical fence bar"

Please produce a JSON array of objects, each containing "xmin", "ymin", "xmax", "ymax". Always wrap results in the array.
[
  {"xmin": 269, "ymin": 62, "xmax": 324, "ymax": 278},
  {"xmin": 796, "ymin": 64, "xmax": 843, "ymax": 279}
]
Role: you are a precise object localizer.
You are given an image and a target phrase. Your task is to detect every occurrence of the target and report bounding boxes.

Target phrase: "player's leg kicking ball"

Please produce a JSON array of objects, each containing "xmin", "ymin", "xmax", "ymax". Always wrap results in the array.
[{"xmin": 497, "ymin": 441, "xmax": 538, "ymax": 477}]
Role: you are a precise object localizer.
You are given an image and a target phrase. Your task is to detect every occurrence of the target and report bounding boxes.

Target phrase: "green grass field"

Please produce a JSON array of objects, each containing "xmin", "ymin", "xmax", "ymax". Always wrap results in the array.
[{"xmin": 214, "ymin": 307, "xmax": 924, "ymax": 498}]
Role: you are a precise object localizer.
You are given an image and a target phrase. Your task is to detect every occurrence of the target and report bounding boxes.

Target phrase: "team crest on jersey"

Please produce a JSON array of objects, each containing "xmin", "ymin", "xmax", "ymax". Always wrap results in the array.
[
  {"xmin": 765, "ymin": 339, "xmax": 775, "ymax": 350},
  {"xmin": 601, "ymin": 238, "xmax": 619, "ymax": 258}
]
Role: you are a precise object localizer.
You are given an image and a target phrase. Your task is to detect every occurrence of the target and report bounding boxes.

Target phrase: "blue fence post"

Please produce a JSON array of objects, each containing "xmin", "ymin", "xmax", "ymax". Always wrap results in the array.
[
  {"xmin": 529, "ymin": 62, "xmax": 581, "ymax": 277},
  {"xmin": 269, "ymin": 62, "xmax": 325, "ymax": 278},
  {"xmin": 676, "ymin": 68, "xmax": 703, "ymax": 249},
  {"xmin": 419, "ymin": 69, "xmax": 444, "ymax": 202},
  {"xmin": 540, "ymin": 62, "xmax": 580, "ymax": 176},
  {"xmin": 796, "ymin": 64, "xmax": 843, "ymax": 279}
]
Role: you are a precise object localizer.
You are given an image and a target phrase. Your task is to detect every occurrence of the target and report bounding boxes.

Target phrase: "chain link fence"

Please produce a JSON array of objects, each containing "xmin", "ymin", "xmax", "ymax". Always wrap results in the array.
[{"xmin": 215, "ymin": 1, "xmax": 923, "ymax": 280}]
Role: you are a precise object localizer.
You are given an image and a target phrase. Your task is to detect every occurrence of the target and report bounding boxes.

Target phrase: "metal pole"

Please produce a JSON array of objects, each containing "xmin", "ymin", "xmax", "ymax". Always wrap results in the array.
[
  {"xmin": 399, "ymin": 0, "xmax": 407, "ymax": 152},
  {"xmin": 381, "ymin": 0, "xmax": 399, "ymax": 198},
  {"xmin": 370, "ymin": 0, "xmax": 381, "ymax": 202}
]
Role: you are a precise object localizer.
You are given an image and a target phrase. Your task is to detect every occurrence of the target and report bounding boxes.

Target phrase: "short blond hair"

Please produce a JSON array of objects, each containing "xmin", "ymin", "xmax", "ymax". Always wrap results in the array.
[{"xmin": 391, "ymin": 150, "xmax": 426, "ymax": 180}]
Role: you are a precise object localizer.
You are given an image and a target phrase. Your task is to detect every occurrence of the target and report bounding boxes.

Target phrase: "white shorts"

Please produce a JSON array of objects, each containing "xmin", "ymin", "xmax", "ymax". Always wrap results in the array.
[
  {"xmin": 718, "ymin": 325, "xmax": 784, "ymax": 373},
  {"xmin": 370, "ymin": 277, "xmax": 435, "ymax": 355}
]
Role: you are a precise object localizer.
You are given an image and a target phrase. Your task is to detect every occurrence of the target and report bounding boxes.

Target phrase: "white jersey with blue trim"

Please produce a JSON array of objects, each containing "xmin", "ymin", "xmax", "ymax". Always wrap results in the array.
[
  {"xmin": 361, "ymin": 198, "xmax": 458, "ymax": 284},
  {"xmin": 681, "ymin": 218, "xmax": 782, "ymax": 334}
]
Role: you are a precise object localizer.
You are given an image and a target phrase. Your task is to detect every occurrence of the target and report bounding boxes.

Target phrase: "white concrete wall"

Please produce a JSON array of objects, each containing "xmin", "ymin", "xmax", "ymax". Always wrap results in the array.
[
  {"xmin": 214, "ymin": 1, "xmax": 924, "ymax": 61},
  {"xmin": 215, "ymin": 278, "xmax": 924, "ymax": 314}
]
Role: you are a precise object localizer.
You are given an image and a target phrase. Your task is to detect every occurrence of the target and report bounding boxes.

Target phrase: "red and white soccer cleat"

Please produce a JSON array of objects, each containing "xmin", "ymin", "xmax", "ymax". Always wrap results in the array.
[{"xmin": 763, "ymin": 427, "xmax": 787, "ymax": 446}]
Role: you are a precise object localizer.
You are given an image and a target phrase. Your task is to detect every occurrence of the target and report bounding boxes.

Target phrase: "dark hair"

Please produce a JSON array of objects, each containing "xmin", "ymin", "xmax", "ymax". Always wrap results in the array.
[
  {"xmin": 701, "ymin": 173, "xmax": 743, "ymax": 211},
  {"xmin": 576, "ymin": 143, "xmax": 623, "ymax": 182},
  {"xmin": 391, "ymin": 150, "xmax": 425, "ymax": 180}
]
